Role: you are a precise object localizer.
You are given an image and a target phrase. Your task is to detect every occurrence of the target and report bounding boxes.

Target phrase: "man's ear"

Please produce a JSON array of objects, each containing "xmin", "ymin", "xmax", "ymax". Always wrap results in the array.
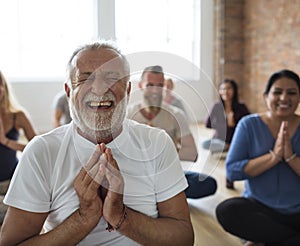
[
  {"xmin": 64, "ymin": 82, "xmax": 70, "ymax": 98},
  {"xmin": 127, "ymin": 81, "xmax": 131, "ymax": 95},
  {"xmin": 138, "ymin": 81, "xmax": 143, "ymax": 89}
]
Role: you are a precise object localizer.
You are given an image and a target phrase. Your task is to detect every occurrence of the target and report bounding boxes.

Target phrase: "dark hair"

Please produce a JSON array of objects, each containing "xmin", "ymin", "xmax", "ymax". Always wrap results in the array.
[
  {"xmin": 264, "ymin": 69, "xmax": 300, "ymax": 95},
  {"xmin": 219, "ymin": 79, "xmax": 239, "ymax": 111},
  {"xmin": 141, "ymin": 65, "xmax": 164, "ymax": 79}
]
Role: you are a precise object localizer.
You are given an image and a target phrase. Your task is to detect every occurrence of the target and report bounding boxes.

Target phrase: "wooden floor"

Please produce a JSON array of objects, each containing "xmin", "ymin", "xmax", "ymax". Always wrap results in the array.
[{"xmin": 185, "ymin": 124, "xmax": 244, "ymax": 246}]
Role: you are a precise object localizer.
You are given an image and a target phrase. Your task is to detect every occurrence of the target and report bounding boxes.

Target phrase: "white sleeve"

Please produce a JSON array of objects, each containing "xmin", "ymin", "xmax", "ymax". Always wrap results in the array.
[
  {"xmin": 4, "ymin": 136, "xmax": 53, "ymax": 212},
  {"xmin": 154, "ymin": 131, "xmax": 188, "ymax": 202}
]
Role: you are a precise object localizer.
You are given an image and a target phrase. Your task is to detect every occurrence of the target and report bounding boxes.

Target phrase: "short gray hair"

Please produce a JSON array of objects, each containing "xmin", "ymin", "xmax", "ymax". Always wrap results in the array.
[{"xmin": 66, "ymin": 41, "xmax": 130, "ymax": 84}]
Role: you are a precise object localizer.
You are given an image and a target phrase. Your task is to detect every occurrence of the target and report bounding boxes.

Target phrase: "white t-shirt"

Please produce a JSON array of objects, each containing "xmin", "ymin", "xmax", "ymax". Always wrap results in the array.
[{"xmin": 4, "ymin": 119, "xmax": 187, "ymax": 246}]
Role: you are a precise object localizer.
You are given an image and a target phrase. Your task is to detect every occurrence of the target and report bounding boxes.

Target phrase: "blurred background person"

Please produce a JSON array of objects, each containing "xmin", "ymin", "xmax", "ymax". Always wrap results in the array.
[
  {"xmin": 163, "ymin": 78, "xmax": 187, "ymax": 114},
  {"xmin": 0, "ymin": 70, "xmax": 36, "ymax": 224},
  {"xmin": 202, "ymin": 79, "xmax": 250, "ymax": 189},
  {"xmin": 52, "ymin": 89, "xmax": 71, "ymax": 128}
]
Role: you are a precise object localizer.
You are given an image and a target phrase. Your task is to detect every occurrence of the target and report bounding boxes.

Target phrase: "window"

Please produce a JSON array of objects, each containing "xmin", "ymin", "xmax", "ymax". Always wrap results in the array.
[
  {"xmin": 0, "ymin": 0, "xmax": 201, "ymax": 81},
  {"xmin": 115, "ymin": 0, "xmax": 201, "ymax": 79},
  {"xmin": 0, "ymin": 0, "xmax": 95, "ymax": 81}
]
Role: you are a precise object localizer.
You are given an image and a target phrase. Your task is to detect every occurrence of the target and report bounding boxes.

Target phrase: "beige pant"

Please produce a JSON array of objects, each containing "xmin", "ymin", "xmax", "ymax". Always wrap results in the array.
[{"xmin": 0, "ymin": 180, "xmax": 10, "ymax": 224}]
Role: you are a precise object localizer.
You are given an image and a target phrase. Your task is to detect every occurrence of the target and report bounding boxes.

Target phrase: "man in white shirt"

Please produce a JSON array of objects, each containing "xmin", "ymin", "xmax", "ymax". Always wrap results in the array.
[{"xmin": 0, "ymin": 42, "xmax": 194, "ymax": 246}]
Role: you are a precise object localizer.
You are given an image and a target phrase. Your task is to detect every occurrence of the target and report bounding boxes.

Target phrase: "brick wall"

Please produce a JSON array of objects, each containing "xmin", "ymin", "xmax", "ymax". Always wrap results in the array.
[{"xmin": 214, "ymin": 0, "xmax": 300, "ymax": 114}]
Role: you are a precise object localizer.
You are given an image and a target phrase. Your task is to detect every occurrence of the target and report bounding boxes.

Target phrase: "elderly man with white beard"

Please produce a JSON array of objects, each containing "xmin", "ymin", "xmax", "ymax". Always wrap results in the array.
[{"xmin": 0, "ymin": 42, "xmax": 194, "ymax": 246}]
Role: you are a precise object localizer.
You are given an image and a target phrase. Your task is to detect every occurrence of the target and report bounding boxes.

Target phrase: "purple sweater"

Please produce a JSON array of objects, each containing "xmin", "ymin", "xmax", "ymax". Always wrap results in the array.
[{"xmin": 205, "ymin": 102, "xmax": 250, "ymax": 143}]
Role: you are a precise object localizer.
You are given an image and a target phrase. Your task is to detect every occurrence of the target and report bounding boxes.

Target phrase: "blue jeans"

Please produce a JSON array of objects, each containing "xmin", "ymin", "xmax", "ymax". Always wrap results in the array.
[
  {"xmin": 202, "ymin": 138, "xmax": 226, "ymax": 153},
  {"xmin": 184, "ymin": 171, "xmax": 217, "ymax": 199}
]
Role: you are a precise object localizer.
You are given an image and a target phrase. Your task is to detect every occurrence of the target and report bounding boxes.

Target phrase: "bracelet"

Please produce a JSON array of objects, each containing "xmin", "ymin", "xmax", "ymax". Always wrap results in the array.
[
  {"xmin": 115, "ymin": 204, "xmax": 127, "ymax": 230},
  {"xmin": 269, "ymin": 150, "xmax": 282, "ymax": 162},
  {"xmin": 106, "ymin": 204, "xmax": 127, "ymax": 232},
  {"xmin": 285, "ymin": 153, "xmax": 297, "ymax": 163}
]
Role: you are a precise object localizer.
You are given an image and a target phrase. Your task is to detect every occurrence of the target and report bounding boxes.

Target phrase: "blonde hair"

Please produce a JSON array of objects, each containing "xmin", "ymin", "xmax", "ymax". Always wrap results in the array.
[{"xmin": 0, "ymin": 70, "xmax": 22, "ymax": 113}]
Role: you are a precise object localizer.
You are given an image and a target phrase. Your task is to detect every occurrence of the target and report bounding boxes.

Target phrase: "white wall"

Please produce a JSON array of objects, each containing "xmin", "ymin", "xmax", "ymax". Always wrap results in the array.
[
  {"xmin": 11, "ymin": 81, "xmax": 64, "ymax": 133},
  {"xmin": 10, "ymin": 0, "xmax": 214, "ymax": 134}
]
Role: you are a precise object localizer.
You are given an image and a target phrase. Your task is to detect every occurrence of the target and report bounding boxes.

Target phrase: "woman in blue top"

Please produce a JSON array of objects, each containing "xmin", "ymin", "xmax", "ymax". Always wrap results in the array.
[
  {"xmin": 216, "ymin": 69, "xmax": 300, "ymax": 245},
  {"xmin": 0, "ymin": 70, "xmax": 36, "ymax": 223}
]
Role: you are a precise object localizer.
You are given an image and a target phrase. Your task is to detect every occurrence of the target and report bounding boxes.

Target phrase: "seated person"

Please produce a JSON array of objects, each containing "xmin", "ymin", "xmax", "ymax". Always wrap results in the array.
[
  {"xmin": 163, "ymin": 78, "xmax": 187, "ymax": 114},
  {"xmin": 216, "ymin": 69, "xmax": 300, "ymax": 245},
  {"xmin": 52, "ymin": 89, "xmax": 72, "ymax": 128},
  {"xmin": 128, "ymin": 65, "xmax": 217, "ymax": 199},
  {"xmin": 202, "ymin": 79, "xmax": 250, "ymax": 189},
  {"xmin": 0, "ymin": 41, "xmax": 194, "ymax": 245},
  {"xmin": 0, "ymin": 70, "xmax": 36, "ymax": 224}
]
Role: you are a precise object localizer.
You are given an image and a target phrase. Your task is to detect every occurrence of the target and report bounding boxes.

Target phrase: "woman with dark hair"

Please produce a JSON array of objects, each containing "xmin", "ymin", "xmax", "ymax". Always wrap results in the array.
[
  {"xmin": 216, "ymin": 69, "xmax": 300, "ymax": 245},
  {"xmin": 202, "ymin": 79, "xmax": 250, "ymax": 188}
]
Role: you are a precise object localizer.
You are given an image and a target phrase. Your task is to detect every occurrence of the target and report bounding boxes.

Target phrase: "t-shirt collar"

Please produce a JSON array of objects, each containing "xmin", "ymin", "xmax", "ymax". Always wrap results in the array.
[{"xmin": 72, "ymin": 119, "xmax": 130, "ymax": 165}]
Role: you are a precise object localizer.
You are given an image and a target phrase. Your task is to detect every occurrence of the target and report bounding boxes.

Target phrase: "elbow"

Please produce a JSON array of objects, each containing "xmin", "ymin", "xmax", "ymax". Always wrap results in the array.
[
  {"xmin": 185, "ymin": 227, "xmax": 195, "ymax": 246},
  {"xmin": 177, "ymin": 224, "xmax": 194, "ymax": 246},
  {"xmin": 225, "ymin": 167, "xmax": 234, "ymax": 182},
  {"xmin": 193, "ymin": 150, "xmax": 198, "ymax": 162},
  {"xmin": 191, "ymin": 147, "xmax": 198, "ymax": 162},
  {"xmin": 186, "ymin": 235, "xmax": 194, "ymax": 246}
]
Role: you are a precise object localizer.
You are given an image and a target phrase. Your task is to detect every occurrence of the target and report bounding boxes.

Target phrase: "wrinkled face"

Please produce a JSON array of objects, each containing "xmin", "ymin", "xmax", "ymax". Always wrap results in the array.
[
  {"xmin": 265, "ymin": 77, "xmax": 300, "ymax": 118},
  {"xmin": 68, "ymin": 48, "xmax": 130, "ymax": 141},
  {"xmin": 140, "ymin": 72, "xmax": 164, "ymax": 107},
  {"xmin": 219, "ymin": 82, "xmax": 234, "ymax": 101}
]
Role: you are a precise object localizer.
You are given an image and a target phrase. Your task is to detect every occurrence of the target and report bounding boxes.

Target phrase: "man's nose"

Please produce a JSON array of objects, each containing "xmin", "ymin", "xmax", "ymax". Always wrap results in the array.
[
  {"xmin": 151, "ymin": 86, "xmax": 163, "ymax": 93},
  {"xmin": 91, "ymin": 79, "xmax": 110, "ymax": 95}
]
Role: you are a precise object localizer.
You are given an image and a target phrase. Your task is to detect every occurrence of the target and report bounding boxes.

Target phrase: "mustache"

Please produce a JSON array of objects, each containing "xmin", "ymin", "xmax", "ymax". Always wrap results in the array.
[{"xmin": 83, "ymin": 91, "xmax": 116, "ymax": 104}]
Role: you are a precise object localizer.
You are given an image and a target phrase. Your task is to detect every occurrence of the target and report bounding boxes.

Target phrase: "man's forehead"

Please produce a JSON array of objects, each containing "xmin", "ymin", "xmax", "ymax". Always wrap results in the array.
[
  {"xmin": 143, "ymin": 72, "xmax": 164, "ymax": 82},
  {"xmin": 73, "ymin": 49, "xmax": 127, "ymax": 73}
]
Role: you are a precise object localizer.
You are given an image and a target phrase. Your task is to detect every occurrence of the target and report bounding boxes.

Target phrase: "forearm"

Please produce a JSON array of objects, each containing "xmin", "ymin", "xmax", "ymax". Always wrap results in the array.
[
  {"xmin": 286, "ymin": 156, "xmax": 300, "ymax": 176},
  {"xmin": 2, "ymin": 138, "xmax": 26, "ymax": 152},
  {"xmin": 244, "ymin": 152, "xmax": 278, "ymax": 177},
  {"xmin": 118, "ymin": 207, "xmax": 194, "ymax": 246},
  {"xmin": 17, "ymin": 210, "xmax": 97, "ymax": 246}
]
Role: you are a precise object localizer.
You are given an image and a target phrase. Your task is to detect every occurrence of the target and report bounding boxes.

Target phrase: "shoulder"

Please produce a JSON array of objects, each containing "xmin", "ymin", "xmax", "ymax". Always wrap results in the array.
[
  {"xmin": 53, "ymin": 91, "xmax": 67, "ymax": 105},
  {"xmin": 127, "ymin": 119, "xmax": 167, "ymax": 135},
  {"xmin": 15, "ymin": 110, "xmax": 30, "ymax": 123},
  {"xmin": 238, "ymin": 113, "xmax": 262, "ymax": 127},
  {"xmin": 35, "ymin": 124, "xmax": 70, "ymax": 144},
  {"xmin": 127, "ymin": 119, "xmax": 172, "ymax": 143},
  {"xmin": 161, "ymin": 104, "xmax": 188, "ymax": 124},
  {"xmin": 161, "ymin": 103, "xmax": 184, "ymax": 116},
  {"xmin": 210, "ymin": 101, "xmax": 223, "ymax": 111}
]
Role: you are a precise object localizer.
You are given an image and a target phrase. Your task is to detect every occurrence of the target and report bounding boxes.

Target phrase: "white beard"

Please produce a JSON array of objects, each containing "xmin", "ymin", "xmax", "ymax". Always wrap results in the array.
[{"xmin": 69, "ymin": 91, "xmax": 128, "ymax": 142}]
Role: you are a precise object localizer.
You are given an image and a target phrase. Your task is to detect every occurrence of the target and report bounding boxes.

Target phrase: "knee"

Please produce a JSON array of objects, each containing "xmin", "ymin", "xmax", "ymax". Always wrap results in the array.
[
  {"xmin": 215, "ymin": 198, "xmax": 245, "ymax": 230},
  {"xmin": 201, "ymin": 139, "xmax": 211, "ymax": 149},
  {"xmin": 207, "ymin": 176, "xmax": 217, "ymax": 194}
]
